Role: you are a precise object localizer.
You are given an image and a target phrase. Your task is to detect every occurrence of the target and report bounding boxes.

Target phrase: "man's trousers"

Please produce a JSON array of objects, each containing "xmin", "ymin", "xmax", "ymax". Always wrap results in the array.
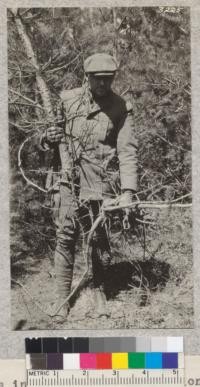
[{"xmin": 52, "ymin": 183, "xmax": 111, "ymax": 302}]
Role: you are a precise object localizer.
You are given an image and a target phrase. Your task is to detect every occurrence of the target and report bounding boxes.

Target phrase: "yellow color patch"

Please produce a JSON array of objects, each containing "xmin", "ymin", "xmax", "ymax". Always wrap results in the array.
[{"xmin": 112, "ymin": 353, "xmax": 128, "ymax": 369}]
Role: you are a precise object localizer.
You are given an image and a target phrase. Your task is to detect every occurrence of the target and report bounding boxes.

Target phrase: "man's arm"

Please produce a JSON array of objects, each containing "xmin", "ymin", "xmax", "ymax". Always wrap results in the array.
[{"xmin": 117, "ymin": 101, "xmax": 138, "ymax": 206}]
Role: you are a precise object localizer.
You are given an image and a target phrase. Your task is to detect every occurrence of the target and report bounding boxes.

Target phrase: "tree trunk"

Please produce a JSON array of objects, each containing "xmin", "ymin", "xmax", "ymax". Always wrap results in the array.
[
  {"xmin": 112, "ymin": 8, "xmax": 118, "ymax": 62},
  {"xmin": 10, "ymin": 8, "xmax": 71, "ymax": 176}
]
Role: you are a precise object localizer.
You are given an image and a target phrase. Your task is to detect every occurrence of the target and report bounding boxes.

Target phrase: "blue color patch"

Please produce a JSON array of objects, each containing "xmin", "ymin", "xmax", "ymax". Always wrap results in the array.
[
  {"xmin": 162, "ymin": 353, "xmax": 178, "ymax": 369},
  {"xmin": 145, "ymin": 353, "xmax": 162, "ymax": 369}
]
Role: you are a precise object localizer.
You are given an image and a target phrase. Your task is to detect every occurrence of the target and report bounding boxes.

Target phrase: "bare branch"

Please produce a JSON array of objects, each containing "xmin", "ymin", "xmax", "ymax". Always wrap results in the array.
[
  {"xmin": 153, "ymin": 126, "xmax": 191, "ymax": 153},
  {"xmin": 103, "ymin": 201, "xmax": 192, "ymax": 212},
  {"xmin": 18, "ymin": 8, "xmax": 32, "ymax": 17},
  {"xmin": 18, "ymin": 135, "xmax": 47, "ymax": 193},
  {"xmin": 9, "ymin": 88, "xmax": 44, "ymax": 110},
  {"xmin": 46, "ymin": 52, "xmax": 82, "ymax": 74},
  {"xmin": 9, "ymin": 120, "xmax": 34, "ymax": 133},
  {"xmin": 23, "ymin": 11, "xmax": 43, "ymax": 21}
]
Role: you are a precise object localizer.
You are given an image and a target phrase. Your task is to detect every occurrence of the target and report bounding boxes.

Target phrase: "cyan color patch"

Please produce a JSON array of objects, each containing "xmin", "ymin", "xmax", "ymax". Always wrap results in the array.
[{"xmin": 145, "ymin": 353, "xmax": 162, "ymax": 369}]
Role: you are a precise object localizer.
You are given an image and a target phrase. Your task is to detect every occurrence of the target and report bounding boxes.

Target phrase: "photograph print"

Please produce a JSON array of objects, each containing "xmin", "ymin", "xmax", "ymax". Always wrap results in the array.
[{"xmin": 8, "ymin": 6, "xmax": 192, "ymax": 330}]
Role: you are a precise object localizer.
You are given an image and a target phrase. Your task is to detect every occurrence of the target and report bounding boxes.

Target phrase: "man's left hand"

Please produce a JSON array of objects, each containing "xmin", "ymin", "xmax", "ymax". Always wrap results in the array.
[
  {"xmin": 120, "ymin": 190, "xmax": 135, "ymax": 210},
  {"xmin": 120, "ymin": 190, "xmax": 136, "ymax": 230}
]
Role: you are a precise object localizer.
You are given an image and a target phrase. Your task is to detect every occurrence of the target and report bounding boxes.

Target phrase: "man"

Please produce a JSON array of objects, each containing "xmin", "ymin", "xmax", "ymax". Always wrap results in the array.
[{"xmin": 40, "ymin": 53, "xmax": 138, "ymax": 321}]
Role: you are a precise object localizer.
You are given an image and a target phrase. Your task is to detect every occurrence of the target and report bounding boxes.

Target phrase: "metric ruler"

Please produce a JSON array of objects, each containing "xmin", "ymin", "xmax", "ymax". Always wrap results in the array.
[{"xmin": 27, "ymin": 369, "xmax": 185, "ymax": 386}]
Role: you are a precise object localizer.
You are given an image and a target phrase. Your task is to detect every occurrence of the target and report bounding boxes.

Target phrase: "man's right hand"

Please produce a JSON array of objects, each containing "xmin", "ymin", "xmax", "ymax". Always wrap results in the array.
[{"xmin": 45, "ymin": 126, "xmax": 64, "ymax": 144}]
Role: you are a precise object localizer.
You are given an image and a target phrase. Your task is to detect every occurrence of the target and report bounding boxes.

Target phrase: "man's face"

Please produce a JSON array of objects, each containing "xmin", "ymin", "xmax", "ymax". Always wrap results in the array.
[{"xmin": 88, "ymin": 74, "xmax": 114, "ymax": 98}]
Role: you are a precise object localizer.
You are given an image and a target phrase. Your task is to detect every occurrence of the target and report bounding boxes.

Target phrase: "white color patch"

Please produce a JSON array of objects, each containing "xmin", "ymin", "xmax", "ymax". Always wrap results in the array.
[{"xmin": 63, "ymin": 354, "xmax": 80, "ymax": 369}]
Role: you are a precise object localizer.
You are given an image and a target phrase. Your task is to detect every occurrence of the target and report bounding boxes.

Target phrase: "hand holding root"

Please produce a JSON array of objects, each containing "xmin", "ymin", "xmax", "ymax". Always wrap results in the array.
[
  {"xmin": 45, "ymin": 125, "xmax": 64, "ymax": 144},
  {"xmin": 45, "ymin": 104, "xmax": 66, "ymax": 144},
  {"xmin": 119, "ymin": 190, "xmax": 136, "ymax": 229}
]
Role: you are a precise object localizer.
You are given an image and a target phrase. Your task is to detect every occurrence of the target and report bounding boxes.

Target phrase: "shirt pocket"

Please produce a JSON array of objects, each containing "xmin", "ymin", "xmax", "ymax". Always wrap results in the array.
[{"xmin": 94, "ymin": 112, "xmax": 114, "ymax": 143}]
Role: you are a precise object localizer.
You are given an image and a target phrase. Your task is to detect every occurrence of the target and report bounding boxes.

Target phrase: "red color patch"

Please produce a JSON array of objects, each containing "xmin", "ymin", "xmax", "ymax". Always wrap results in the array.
[{"xmin": 96, "ymin": 353, "xmax": 112, "ymax": 369}]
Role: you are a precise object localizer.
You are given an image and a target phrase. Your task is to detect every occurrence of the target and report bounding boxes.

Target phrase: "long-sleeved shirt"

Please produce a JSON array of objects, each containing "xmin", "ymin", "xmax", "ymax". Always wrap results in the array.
[{"xmin": 41, "ymin": 86, "xmax": 138, "ymax": 200}]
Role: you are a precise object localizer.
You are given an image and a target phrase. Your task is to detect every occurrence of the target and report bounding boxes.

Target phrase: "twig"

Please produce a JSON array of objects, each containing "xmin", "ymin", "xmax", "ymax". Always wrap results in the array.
[
  {"xmin": 184, "ymin": 88, "xmax": 191, "ymax": 96},
  {"xmin": 103, "ymin": 200, "xmax": 192, "ymax": 212},
  {"xmin": 46, "ymin": 53, "xmax": 82, "ymax": 74},
  {"xmin": 10, "ymin": 101, "xmax": 40, "ymax": 108},
  {"xmin": 135, "ymin": 218, "xmax": 155, "ymax": 225},
  {"xmin": 9, "ymin": 88, "xmax": 44, "ymax": 110},
  {"xmin": 163, "ymin": 77, "xmax": 176, "ymax": 86},
  {"xmin": 154, "ymin": 131, "xmax": 191, "ymax": 153},
  {"xmin": 170, "ymin": 192, "xmax": 191, "ymax": 203},
  {"xmin": 120, "ymin": 86, "xmax": 130, "ymax": 96},
  {"xmin": 19, "ymin": 8, "xmax": 32, "ymax": 17},
  {"xmin": 23, "ymin": 11, "xmax": 42, "ymax": 21},
  {"xmin": 138, "ymin": 203, "xmax": 191, "ymax": 209},
  {"xmin": 18, "ymin": 134, "xmax": 48, "ymax": 193},
  {"xmin": 9, "ymin": 120, "xmax": 33, "ymax": 133}
]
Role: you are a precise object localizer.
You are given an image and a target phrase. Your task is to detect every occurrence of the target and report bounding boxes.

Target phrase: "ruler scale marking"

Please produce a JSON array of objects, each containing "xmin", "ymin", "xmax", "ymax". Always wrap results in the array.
[{"xmin": 27, "ymin": 371, "xmax": 185, "ymax": 386}]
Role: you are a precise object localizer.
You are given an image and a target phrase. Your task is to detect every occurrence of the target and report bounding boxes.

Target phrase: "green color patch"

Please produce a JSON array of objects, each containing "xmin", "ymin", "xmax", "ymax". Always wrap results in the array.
[{"xmin": 128, "ymin": 353, "xmax": 145, "ymax": 369}]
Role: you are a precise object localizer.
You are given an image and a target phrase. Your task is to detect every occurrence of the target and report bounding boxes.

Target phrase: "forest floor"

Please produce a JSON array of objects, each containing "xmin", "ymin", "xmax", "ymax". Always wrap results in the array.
[{"xmin": 11, "ymin": 207, "xmax": 193, "ymax": 330}]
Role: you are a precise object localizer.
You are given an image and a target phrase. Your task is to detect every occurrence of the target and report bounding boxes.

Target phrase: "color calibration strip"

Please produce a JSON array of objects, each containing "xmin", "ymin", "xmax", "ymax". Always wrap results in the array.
[
  {"xmin": 25, "ymin": 337, "xmax": 183, "ymax": 354},
  {"xmin": 25, "ymin": 337, "xmax": 184, "ymax": 370},
  {"xmin": 26, "ymin": 352, "xmax": 184, "ymax": 370}
]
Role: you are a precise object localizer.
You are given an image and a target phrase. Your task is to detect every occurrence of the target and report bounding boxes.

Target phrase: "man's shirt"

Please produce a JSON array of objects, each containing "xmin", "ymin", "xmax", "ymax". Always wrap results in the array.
[{"xmin": 41, "ymin": 86, "xmax": 138, "ymax": 200}]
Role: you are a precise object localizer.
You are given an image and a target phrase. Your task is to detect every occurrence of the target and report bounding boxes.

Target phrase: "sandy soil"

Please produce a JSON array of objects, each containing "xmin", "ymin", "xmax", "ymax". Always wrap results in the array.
[{"xmin": 11, "ymin": 208, "xmax": 193, "ymax": 330}]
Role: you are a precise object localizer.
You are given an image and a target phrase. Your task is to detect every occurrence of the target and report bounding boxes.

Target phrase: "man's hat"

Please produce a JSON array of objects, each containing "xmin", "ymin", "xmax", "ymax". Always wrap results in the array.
[{"xmin": 84, "ymin": 53, "xmax": 117, "ymax": 76}]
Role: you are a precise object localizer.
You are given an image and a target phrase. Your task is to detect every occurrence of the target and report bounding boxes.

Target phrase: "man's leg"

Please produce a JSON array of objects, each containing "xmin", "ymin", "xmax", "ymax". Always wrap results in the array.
[
  {"xmin": 55, "ymin": 219, "xmax": 76, "ymax": 302},
  {"xmin": 89, "ymin": 202, "xmax": 111, "ymax": 316},
  {"xmin": 53, "ymin": 184, "xmax": 78, "ymax": 317},
  {"xmin": 90, "ymin": 201, "xmax": 111, "ymax": 287}
]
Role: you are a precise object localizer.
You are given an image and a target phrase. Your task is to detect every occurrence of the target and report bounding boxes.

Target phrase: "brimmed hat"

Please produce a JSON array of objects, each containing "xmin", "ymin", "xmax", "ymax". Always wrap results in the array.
[{"xmin": 84, "ymin": 53, "xmax": 117, "ymax": 76}]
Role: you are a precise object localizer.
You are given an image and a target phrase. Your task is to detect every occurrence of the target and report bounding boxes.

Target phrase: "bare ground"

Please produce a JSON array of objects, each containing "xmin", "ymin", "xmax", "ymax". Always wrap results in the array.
[{"xmin": 11, "ymin": 208, "xmax": 193, "ymax": 330}]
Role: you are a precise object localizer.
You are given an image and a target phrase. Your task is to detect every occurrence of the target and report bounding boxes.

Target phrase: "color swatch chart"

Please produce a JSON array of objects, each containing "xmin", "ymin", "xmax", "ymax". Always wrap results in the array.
[{"xmin": 25, "ymin": 337, "xmax": 184, "ymax": 370}]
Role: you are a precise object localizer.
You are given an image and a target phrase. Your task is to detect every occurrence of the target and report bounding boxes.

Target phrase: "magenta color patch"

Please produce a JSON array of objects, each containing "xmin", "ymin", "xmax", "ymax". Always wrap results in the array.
[{"xmin": 80, "ymin": 353, "xmax": 96, "ymax": 369}]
